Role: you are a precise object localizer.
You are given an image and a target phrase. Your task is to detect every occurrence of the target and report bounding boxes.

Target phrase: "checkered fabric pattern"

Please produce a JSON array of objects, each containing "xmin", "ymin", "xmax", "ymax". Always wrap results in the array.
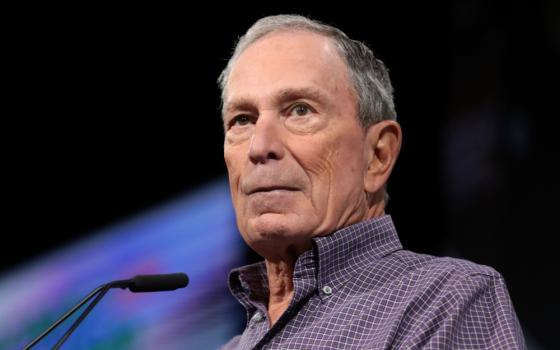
[{"xmin": 220, "ymin": 215, "xmax": 526, "ymax": 349}]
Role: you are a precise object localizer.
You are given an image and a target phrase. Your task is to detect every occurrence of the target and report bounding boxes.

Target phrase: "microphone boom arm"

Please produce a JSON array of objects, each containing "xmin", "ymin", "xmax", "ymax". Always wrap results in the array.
[
  {"xmin": 22, "ymin": 274, "xmax": 188, "ymax": 349},
  {"xmin": 23, "ymin": 283, "xmax": 108, "ymax": 350}
]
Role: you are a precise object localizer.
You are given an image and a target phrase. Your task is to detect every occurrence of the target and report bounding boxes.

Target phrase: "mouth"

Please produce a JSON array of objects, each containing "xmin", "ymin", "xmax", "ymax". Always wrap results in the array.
[{"xmin": 247, "ymin": 186, "xmax": 299, "ymax": 195}]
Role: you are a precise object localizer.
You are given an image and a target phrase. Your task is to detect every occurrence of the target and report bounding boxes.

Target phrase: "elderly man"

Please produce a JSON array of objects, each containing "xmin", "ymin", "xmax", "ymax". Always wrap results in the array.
[{"xmin": 218, "ymin": 15, "xmax": 525, "ymax": 349}]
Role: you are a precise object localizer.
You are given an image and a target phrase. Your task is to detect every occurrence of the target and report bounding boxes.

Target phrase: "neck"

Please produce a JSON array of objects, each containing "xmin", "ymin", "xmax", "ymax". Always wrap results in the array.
[
  {"xmin": 259, "ymin": 197, "xmax": 386, "ymax": 326},
  {"xmin": 264, "ymin": 252, "xmax": 298, "ymax": 326},
  {"xmin": 365, "ymin": 192, "xmax": 386, "ymax": 219}
]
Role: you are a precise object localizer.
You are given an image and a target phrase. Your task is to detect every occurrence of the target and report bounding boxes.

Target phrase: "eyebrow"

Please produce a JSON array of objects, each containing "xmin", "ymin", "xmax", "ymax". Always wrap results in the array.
[
  {"xmin": 223, "ymin": 86, "xmax": 331, "ymax": 118},
  {"xmin": 274, "ymin": 86, "xmax": 330, "ymax": 106}
]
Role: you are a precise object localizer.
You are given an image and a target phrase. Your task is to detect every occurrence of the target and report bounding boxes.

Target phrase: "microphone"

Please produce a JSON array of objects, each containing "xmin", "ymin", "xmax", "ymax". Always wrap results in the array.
[
  {"xmin": 23, "ymin": 273, "xmax": 189, "ymax": 350},
  {"xmin": 128, "ymin": 273, "xmax": 189, "ymax": 292}
]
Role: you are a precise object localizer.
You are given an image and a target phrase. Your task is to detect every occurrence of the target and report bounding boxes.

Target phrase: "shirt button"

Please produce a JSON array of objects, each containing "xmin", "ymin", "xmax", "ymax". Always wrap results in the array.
[
  {"xmin": 251, "ymin": 311, "xmax": 264, "ymax": 323},
  {"xmin": 322, "ymin": 285, "xmax": 333, "ymax": 295}
]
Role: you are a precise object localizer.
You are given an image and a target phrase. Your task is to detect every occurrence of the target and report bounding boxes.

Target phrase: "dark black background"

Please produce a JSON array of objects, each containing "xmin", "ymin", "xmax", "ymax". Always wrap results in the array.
[{"xmin": 4, "ymin": 2, "xmax": 558, "ymax": 348}]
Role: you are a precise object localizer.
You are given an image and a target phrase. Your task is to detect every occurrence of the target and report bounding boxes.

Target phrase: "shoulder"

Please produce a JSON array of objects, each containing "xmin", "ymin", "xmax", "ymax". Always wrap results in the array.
[
  {"xmin": 351, "ymin": 249, "xmax": 506, "ymax": 301},
  {"xmin": 390, "ymin": 249, "xmax": 502, "ymax": 283},
  {"xmin": 399, "ymin": 250, "xmax": 506, "ymax": 298},
  {"xmin": 337, "ymin": 250, "xmax": 525, "ymax": 348},
  {"xmin": 379, "ymin": 252, "xmax": 526, "ymax": 348},
  {"xmin": 394, "ymin": 249, "xmax": 498, "ymax": 274},
  {"xmin": 371, "ymin": 250, "xmax": 514, "ymax": 317}
]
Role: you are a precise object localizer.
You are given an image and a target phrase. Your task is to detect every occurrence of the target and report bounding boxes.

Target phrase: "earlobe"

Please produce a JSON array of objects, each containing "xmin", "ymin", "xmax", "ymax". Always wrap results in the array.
[{"xmin": 363, "ymin": 120, "xmax": 402, "ymax": 194}]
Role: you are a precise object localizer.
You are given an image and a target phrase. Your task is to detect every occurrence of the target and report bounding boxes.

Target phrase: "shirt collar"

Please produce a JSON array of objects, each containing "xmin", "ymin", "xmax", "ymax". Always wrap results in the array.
[
  {"xmin": 228, "ymin": 215, "xmax": 402, "ymax": 310},
  {"xmin": 311, "ymin": 214, "xmax": 403, "ymax": 297}
]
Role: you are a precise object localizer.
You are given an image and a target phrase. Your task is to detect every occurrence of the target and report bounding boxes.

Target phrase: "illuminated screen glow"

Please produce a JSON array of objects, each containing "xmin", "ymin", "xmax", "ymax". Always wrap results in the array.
[{"xmin": 0, "ymin": 178, "xmax": 245, "ymax": 349}]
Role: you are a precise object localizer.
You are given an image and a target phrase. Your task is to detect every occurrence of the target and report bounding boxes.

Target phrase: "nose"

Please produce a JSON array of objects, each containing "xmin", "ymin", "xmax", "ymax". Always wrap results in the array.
[{"xmin": 248, "ymin": 114, "xmax": 285, "ymax": 164}]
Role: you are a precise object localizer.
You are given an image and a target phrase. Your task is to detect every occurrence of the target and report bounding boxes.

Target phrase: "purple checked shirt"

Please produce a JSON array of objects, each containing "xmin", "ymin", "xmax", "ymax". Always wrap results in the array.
[{"xmin": 221, "ymin": 215, "xmax": 526, "ymax": 349}]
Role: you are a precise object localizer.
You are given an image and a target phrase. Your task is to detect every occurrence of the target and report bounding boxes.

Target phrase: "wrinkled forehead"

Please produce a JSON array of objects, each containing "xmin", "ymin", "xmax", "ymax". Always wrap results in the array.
[{"xmin": 223, "ymin": 30, "xmax": 354, "ymax": 112}]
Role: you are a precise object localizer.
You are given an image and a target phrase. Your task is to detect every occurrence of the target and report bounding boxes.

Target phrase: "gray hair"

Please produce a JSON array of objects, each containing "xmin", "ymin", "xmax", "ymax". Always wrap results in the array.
[
  {"xmin": 217, "ymin": 14, "xmax": 397, "ymax": 128},
  {"xmin": 218, "ymin": 14, "xmax": 396, "ymax": 204}
]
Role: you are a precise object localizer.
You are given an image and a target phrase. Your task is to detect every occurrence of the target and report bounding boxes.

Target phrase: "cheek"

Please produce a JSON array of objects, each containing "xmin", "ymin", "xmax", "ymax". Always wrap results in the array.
[
  {"xmin": 224, "ymin": 143, "xmax": 246, "ymax": 177},
  {"xmin": 297, "ymin": 136, "xmax": 361, "ymax": 178},
  {"xmin": 224, "ymin": 146, "xmax": 245, "ymax": 203},
  {"xmin": 295, "ymin": 133, "xmax": 365, "ymax": 197},
  {"xmin": 290, "ymin": 134, "xmax": 335, "ymax": 176}
]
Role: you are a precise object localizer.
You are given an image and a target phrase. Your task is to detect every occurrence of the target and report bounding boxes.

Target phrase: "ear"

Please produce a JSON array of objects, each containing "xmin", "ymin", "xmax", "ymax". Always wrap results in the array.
[{"xmin": 363, "ymin": 120, "xmax": 402, "ymax": 194}]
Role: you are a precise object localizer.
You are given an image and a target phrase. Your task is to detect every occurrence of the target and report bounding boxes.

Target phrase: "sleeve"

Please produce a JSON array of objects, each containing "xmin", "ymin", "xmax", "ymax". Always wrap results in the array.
[{"xmin": 403, "ymin": 272, "xmax": 527, "ymax": 349}]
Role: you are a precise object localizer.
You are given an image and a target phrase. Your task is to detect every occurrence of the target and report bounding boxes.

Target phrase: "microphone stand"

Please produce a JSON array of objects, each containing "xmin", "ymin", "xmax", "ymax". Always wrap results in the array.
[
  {"xmin": 22, "ymin": 273, "xmax": 187, "ymax": 349},
  {"xmin": 23, "ymin": 279, "xmax": 129, "ymax": 350},
  {"xmin": 52, "ymin": 283, "xmax": 110, "ymax": 350}
]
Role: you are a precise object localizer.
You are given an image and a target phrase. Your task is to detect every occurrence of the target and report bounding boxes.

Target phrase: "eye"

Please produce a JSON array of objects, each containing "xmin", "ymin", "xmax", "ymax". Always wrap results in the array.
[
  {"xmin": 289, "ymin": 103, "xmax": 313, "ymax": 117},
  {"xmin": 229, "ymin": 115, "xmax": 253, "ymax": 128}
]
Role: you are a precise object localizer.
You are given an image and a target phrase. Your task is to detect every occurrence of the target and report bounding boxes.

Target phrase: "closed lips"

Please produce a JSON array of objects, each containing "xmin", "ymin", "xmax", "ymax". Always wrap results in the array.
[{"xmin": 247, "ymin": 186, "xmax": 299, "ymax": 194}]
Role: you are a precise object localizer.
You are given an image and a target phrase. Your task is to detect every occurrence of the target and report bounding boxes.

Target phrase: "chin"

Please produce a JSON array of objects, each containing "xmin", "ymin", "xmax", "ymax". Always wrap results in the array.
[{"xmin": 246, "ymin": 212, "xmax": 310, "ymax": 242}]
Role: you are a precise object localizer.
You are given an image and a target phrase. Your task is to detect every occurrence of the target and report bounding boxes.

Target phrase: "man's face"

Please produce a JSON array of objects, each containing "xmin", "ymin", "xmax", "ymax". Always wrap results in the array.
[{"xmin": 223, "ymin": 31, "xmax": 371, "ymax": 255}]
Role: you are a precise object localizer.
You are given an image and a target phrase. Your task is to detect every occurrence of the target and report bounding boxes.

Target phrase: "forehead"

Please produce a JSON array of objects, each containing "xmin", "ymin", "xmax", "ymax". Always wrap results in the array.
[{"xmin": 224, "ymin": 30, "xmax": 355, "ymax": 109}]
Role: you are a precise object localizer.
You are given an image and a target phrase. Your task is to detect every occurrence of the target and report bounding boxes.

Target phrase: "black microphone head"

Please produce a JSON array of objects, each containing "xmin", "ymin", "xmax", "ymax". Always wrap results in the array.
[{"xmin": 128, "ymin": 273, "xmax": 189, "ymax": 293}]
